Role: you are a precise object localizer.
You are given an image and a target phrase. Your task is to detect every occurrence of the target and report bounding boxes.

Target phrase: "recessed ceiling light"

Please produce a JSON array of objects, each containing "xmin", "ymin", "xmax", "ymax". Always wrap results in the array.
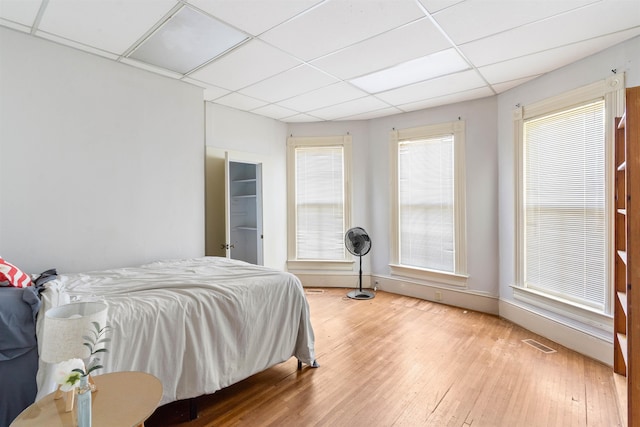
[
  {"xmin": 128, "ymin": 6, "xmax": 248, "ymax": 75},
  {"xmin": 349, "ymin": 48, "xmax": 469, "ymax": 93}
]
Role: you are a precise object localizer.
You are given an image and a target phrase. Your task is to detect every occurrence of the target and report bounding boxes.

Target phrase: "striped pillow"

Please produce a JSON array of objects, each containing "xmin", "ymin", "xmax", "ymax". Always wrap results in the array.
[{"xmin": 0, "ymin": 257, "xmax": 33, "ymax": 288}]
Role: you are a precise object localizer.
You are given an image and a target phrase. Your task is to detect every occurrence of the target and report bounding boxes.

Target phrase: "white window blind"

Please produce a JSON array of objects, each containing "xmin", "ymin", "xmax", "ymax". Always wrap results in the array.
[
  {"xmin": 398, "ymin": 135, "xmax": 455, "ymax": 272},
  {"xmin": 295, "ymin": 145, "xmax": 345, "ymax": 260},
  {"xmin": 523, "ymin": 100, "xmax": 605, "ymax": 309}
]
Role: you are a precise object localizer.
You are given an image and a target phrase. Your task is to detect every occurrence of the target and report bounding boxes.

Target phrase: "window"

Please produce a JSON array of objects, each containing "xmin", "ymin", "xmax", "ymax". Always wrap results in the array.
[
  {"xmin": 390, "ymin": 121, "xmax": 467, "ymax": 286},
  {"xmin": 287, "ymin": 135, "xmax": 352, "ymax": 269},
  {"xmin": 514, "ymin": 75, "xmax": 625, "ymax": 321}
]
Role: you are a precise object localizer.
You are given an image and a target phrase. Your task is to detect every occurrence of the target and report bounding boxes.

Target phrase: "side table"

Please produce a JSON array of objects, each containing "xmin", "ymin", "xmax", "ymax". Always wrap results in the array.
[{"xmin": 11, "ymin": 371, "xmax": 162, "ymax": 427}]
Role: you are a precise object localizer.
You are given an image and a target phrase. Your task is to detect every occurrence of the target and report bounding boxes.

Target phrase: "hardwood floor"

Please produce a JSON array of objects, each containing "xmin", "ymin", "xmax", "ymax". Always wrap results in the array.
[{"xmin": 146, "ymin": 289, "xmax": 621, "ymax": 427}]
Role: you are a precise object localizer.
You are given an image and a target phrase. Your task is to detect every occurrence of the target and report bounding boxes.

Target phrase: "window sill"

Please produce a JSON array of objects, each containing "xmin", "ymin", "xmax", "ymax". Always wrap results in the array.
[
  {"xmin": 389, "ymin": 264, "xmax": 468, "ymax": 287},
  {"xmin": 511, "ymin": 285, "xmax": 612, "ymax": 335},
  {"xmin": 287, "ymin": 259, "xmax": 354, "ymax": 272}
]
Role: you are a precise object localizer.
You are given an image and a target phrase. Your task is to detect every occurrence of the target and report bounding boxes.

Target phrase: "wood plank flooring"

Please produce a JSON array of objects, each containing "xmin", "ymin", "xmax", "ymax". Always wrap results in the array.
[{"xmin": 145, "ymin": 289, "xmax": 621, "ymax": 427}]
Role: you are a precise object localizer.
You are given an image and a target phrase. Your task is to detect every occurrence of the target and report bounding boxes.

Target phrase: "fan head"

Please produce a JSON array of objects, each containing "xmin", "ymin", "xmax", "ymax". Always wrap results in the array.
[{"xmin": 345, "ymin": 227, "xmax": 371, "ymax": 257}]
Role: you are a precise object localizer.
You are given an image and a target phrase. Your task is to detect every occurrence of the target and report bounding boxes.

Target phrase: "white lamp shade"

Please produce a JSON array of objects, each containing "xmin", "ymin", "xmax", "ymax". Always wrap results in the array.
[{"xmin": 40, "ymin": 302, "xmax": 108, "ymax": 364}]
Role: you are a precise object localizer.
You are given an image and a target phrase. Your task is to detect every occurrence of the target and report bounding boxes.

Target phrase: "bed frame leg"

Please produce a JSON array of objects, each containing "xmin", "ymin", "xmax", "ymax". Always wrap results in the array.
[
  {"xmin": 297, "ymin": 359, "xmax": 302, "ymax": 370},
  {"xmin": 189, "ymin": 398, "xmax": 198, "ymax": 420}
]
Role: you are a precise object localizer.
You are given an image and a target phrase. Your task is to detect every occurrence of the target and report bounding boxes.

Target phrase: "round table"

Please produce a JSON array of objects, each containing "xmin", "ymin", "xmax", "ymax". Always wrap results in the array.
[{"xmin": 11, "ymin": 371, "xmax": 162, "ymax": 427}]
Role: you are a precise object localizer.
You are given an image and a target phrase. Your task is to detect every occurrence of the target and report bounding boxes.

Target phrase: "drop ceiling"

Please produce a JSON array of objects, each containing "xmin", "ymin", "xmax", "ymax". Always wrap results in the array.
[{"xmin": 1, "ymin": 0, "xmax": 639, "ymax": 122}]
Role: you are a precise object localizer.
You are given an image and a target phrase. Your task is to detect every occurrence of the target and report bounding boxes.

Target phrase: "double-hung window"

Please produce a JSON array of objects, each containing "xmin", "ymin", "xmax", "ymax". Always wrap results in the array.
[
  {"xmin": 390, "ymin": 121, "xmax": 467, "ymax": 285},
  {"xmin": 287, "ymin": 135, "xmax": 352, "ymax": 270},
  {"xmin": 514, "ymin": 75, "xmax": 624, "ymax": 323}
]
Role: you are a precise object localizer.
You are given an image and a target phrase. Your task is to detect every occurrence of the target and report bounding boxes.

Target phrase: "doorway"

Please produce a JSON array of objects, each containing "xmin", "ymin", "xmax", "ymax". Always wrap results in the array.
[{"xmin": 205, "ymin": 148, "xmax": 264, "ymax": 265}]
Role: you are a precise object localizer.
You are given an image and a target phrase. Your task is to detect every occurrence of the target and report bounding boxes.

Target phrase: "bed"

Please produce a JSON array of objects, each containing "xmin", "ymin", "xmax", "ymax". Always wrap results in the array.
[{"xmin": 34, "ymin": 256, "xmax": 318, "ymax": 408}]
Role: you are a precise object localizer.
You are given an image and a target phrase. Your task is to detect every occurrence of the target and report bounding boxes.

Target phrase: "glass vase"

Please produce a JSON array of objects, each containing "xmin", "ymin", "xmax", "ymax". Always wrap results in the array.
[{"xmin": 76, "ymin": 376, "xmax": 92, "ymax": 427}]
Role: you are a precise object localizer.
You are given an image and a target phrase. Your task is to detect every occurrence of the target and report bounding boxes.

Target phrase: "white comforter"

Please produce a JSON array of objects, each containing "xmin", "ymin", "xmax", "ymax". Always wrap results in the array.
[{"xmin": 35, "ymin": 257, "xmax": 317, "ymax": 405}]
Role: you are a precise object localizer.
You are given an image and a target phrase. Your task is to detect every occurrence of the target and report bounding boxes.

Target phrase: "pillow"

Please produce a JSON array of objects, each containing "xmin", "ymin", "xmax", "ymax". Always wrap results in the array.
[{"xmin": 0, "ymin": 257, "xmax": 33, "ymax": 288}]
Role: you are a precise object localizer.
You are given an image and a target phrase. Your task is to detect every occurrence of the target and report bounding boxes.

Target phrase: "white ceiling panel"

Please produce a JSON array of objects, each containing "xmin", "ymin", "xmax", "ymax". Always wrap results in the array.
[
  {"xmin": 308, "ymin": 95, "xmax": 391, "ymax": 120},
  {"xmin": 38, "ymin": 0, "xmax": 178, "ymax": 55},
  {"xmin": 398, "ymin": 86, "xmax": 493, "ymax": 112},
  {"xmin": 417, "ymin": 0, "xmax": 464, "ymax": 14},
  {"xmin": 310, "ymin": 17, "xmax": 452, "ymax": 80},
  {"xmin": 259, "ymin": 0, "xmax": 425, "ymax": 61},
  {"xmin": 187, "ymin": 0, "xmax": 323, "ymax": 36},
  {"xmin": 461, "ymin": 0, "xmax": 640, "ymax": 67},
  {"xmin": 279, "ymin": 82, "xmax": 368, "ymax": 112},
  {"xmin": 377, "ymin": 69, "xmax": 487, "ymax": 105},
  {"xmin": 350, "ymin": 48, "xmax": 469, "ymax": 93},
  {"xmin": 251, "ymin": 103, "xmax": 300, "ymax": 120},
  {"xmin": 284, "ymin": 113, "xmax": 324, "ymax": 122},
  {"xmin": 491, "ymin": 76, "xmax": 540, "ymax": 94},
  {"xmin": 239, "ymin": 64, "xmax": 338, "ymax": 103},
  {"xmin": 0, "ymin": 0, "xmax": 41, "ymax": 27},
  {"xmin": 128, "ymin": 6, "xmax": 248, "ymax": 74},
  {"xmin": 189, "ymin": 39, "xmax": 301, "ymax": 91},
  {"xmin": 433, "ymin": 0, "xmax": 598, "ymax": 44},
  {"xmin": 479, "ymin": 27, "xmax": 640, "ymax": 84},
  {"xmin": 215, "ymin": 92, "xmax": 268, "ymax": 111},
  {"xmin": 338, "ymin": 106, "xmax": 403, "ymax": 121}
]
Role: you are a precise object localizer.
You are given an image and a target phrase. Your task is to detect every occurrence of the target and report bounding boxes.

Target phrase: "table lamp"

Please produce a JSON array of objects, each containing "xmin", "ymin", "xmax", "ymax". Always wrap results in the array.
[{"xmin": 40, "ymin": 302, "xmax": 108, "ymax": 411}]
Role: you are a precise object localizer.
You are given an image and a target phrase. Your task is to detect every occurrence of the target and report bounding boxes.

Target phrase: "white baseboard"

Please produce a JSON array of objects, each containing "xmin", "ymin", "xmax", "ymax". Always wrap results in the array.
[
  {"xmin": 372, "ymin": 275, "xmax": 499, "ymax": 315},
  {"xmin": 295, "ymin": 273, "xmax": 371, "ymax": 289},
  {"xmin": 499, "ymin": 298, "xmax": 612, "ymax": 366}
]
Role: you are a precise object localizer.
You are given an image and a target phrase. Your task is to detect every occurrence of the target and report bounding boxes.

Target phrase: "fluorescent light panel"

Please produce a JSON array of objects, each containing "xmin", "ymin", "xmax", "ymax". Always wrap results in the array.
[
  {"xmin": 128, "ymin": 6, "xmax": 248, "ymax": 74},
  {"xmin": 350, "ymin": 48, "xmax": 469, "ymax": 93}
]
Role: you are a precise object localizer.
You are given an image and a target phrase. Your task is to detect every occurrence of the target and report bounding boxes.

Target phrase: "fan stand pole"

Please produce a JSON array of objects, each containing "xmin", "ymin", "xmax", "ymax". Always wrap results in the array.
[{"xmin": 347, "ymin": 254, "xmax": 375, "ymax": 300}]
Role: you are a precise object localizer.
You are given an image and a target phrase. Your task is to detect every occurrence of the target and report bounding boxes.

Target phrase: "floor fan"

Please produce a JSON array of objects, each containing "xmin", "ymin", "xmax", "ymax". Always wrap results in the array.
[{"xmin": 345, "ymin": 227, "xmax": 374, "ymax": 300}]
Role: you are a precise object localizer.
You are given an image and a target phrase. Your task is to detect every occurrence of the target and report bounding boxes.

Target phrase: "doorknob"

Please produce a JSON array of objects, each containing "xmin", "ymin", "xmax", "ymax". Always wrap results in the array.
[{"xmin": 220, "ymin": 244, "xmax": 236, "ymax": 250}]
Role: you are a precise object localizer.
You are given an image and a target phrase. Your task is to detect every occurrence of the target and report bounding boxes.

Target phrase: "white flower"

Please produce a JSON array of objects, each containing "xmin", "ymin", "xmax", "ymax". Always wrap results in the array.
[{"xmin": 54, "ymin": 358, "xmax": 85, "ymax": 391}]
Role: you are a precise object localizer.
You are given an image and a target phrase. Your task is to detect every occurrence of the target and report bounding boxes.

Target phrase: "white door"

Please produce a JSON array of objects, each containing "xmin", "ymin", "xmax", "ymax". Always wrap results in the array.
[{"xmin": 205, "ymin": 147, "xmax": 263, "ymax": 265}]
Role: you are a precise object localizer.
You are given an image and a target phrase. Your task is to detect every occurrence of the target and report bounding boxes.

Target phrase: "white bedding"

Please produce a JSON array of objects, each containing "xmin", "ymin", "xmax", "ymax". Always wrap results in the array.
[{"xmin": 35, "ymin": 257, "xmax": 317, "ymax": 405}]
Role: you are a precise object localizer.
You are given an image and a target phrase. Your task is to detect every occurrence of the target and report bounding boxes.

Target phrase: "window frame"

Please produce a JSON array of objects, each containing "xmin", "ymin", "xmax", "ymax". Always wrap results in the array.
[
  {"xmin": 286, "ymin": 135, "xmax": 353, "ymax": 271},
  {"xmin": 513, "ymin": 74, "xmax": 625, "ymax": 328},
  {"xmin": 389, "ymin": 121, "xmax": 468, "ymax": 286}
]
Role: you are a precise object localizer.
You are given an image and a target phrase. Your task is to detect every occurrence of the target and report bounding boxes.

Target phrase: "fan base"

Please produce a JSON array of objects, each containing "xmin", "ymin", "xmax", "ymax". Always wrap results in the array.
[{"xmin": 347, "ymin": 289, "xmax": 375, "ymax": 300}]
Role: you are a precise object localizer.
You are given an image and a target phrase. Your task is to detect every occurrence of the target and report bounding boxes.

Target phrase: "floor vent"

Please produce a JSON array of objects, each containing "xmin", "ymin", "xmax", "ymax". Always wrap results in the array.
[
  {"xmin": 522, "ymin": 339, "xmax": 556, "ymax": 354},
  {"xmin": 305, "ymin": 289, "xmax": 325, "ymax": 294}
]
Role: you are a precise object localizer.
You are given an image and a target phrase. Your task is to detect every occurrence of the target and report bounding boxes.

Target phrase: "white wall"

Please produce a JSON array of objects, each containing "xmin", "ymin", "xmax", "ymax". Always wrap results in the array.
[
  {"xmin": 497, "ymin": 35, "xmax": 640, "ymax": 363},
  {"xmin": 204, "ymin": 103, "xmax": 289, "ymax": 270},
  {"xmin": 0, "ymin": 27, "xmax": 205, "ymax": 273}
]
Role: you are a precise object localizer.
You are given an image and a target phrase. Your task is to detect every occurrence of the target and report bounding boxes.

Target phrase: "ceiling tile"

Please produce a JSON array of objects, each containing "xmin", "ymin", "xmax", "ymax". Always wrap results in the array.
[
  {"xmin": 398, "ymin": 86, "xmax": 493, "ymax": 112},
  {"xmin": 251, "ymin": 104, "xmax": 300, "ymax": 120},
  {"xmin": 350, "ymin": 48, "xmax": 469, "ymax": 93},
  {"xmin": 491, "ymin": 76, "xmax": 540, "ymax": 94},
  {"xmin": 279, "ymin": 82, "xmax": 368, "ymax": 112},
  {"xmin": 338, "ymin": 106, "xmax": 403, "ymax": 121},
  {"xmin": 433, "ymin": 0, "xmax": 598, "ymax": 45},
  {"xmin": 376, "ymin": 69, "xmax": 487, "ymax": 105},
  {"xmin": 259, "ymin": 0, "xmax": 425, "ymax": 61},
  {"xmin": 239, "ymin": 64, "xmax": 338, "ymax": 103},
  {"xmin": 215, "ymin": 92, "xmax": 267, "ymax": 111},
  {"xmin": 417, "ymin": 0, "xmax": 464, "ymax": 13},
  {"xmin": 186, "ymin": 0, "xmax": 323, "ymax": 36},
  {"xmin": 308, "ymin": 95, "xmax": 391, "ymax": 120},
  {"xmin": 460, "ymin": 0, "xmax": 640, "ymax": 67},
  {"xmin": 189, "ymin": 39, "xmax": 301, "ymax": 91},
  {"xmin": 282, "ymin": 113, "xmax": 324, "ymax": 123},
  {"xmin": 310, "ymin": 17, "xmax": 453, "ymax": 80},
  {"xmin": 0, "ymin": 0, "xmax": 41, "ymax": 27},
  {"xmin": 128, "ymin": 6, "xmax": 248, "ymax": 74},
  {"xmin": 37, "ymin": 0, "xmax": 178, "ymax": 55},
  {"xmin": 181, "ymin": 78, "xmax": 230, "ymax": 100},
  {"xmin": 478, "ymin": 27, "xmax": 640, "ymax": 84}
]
